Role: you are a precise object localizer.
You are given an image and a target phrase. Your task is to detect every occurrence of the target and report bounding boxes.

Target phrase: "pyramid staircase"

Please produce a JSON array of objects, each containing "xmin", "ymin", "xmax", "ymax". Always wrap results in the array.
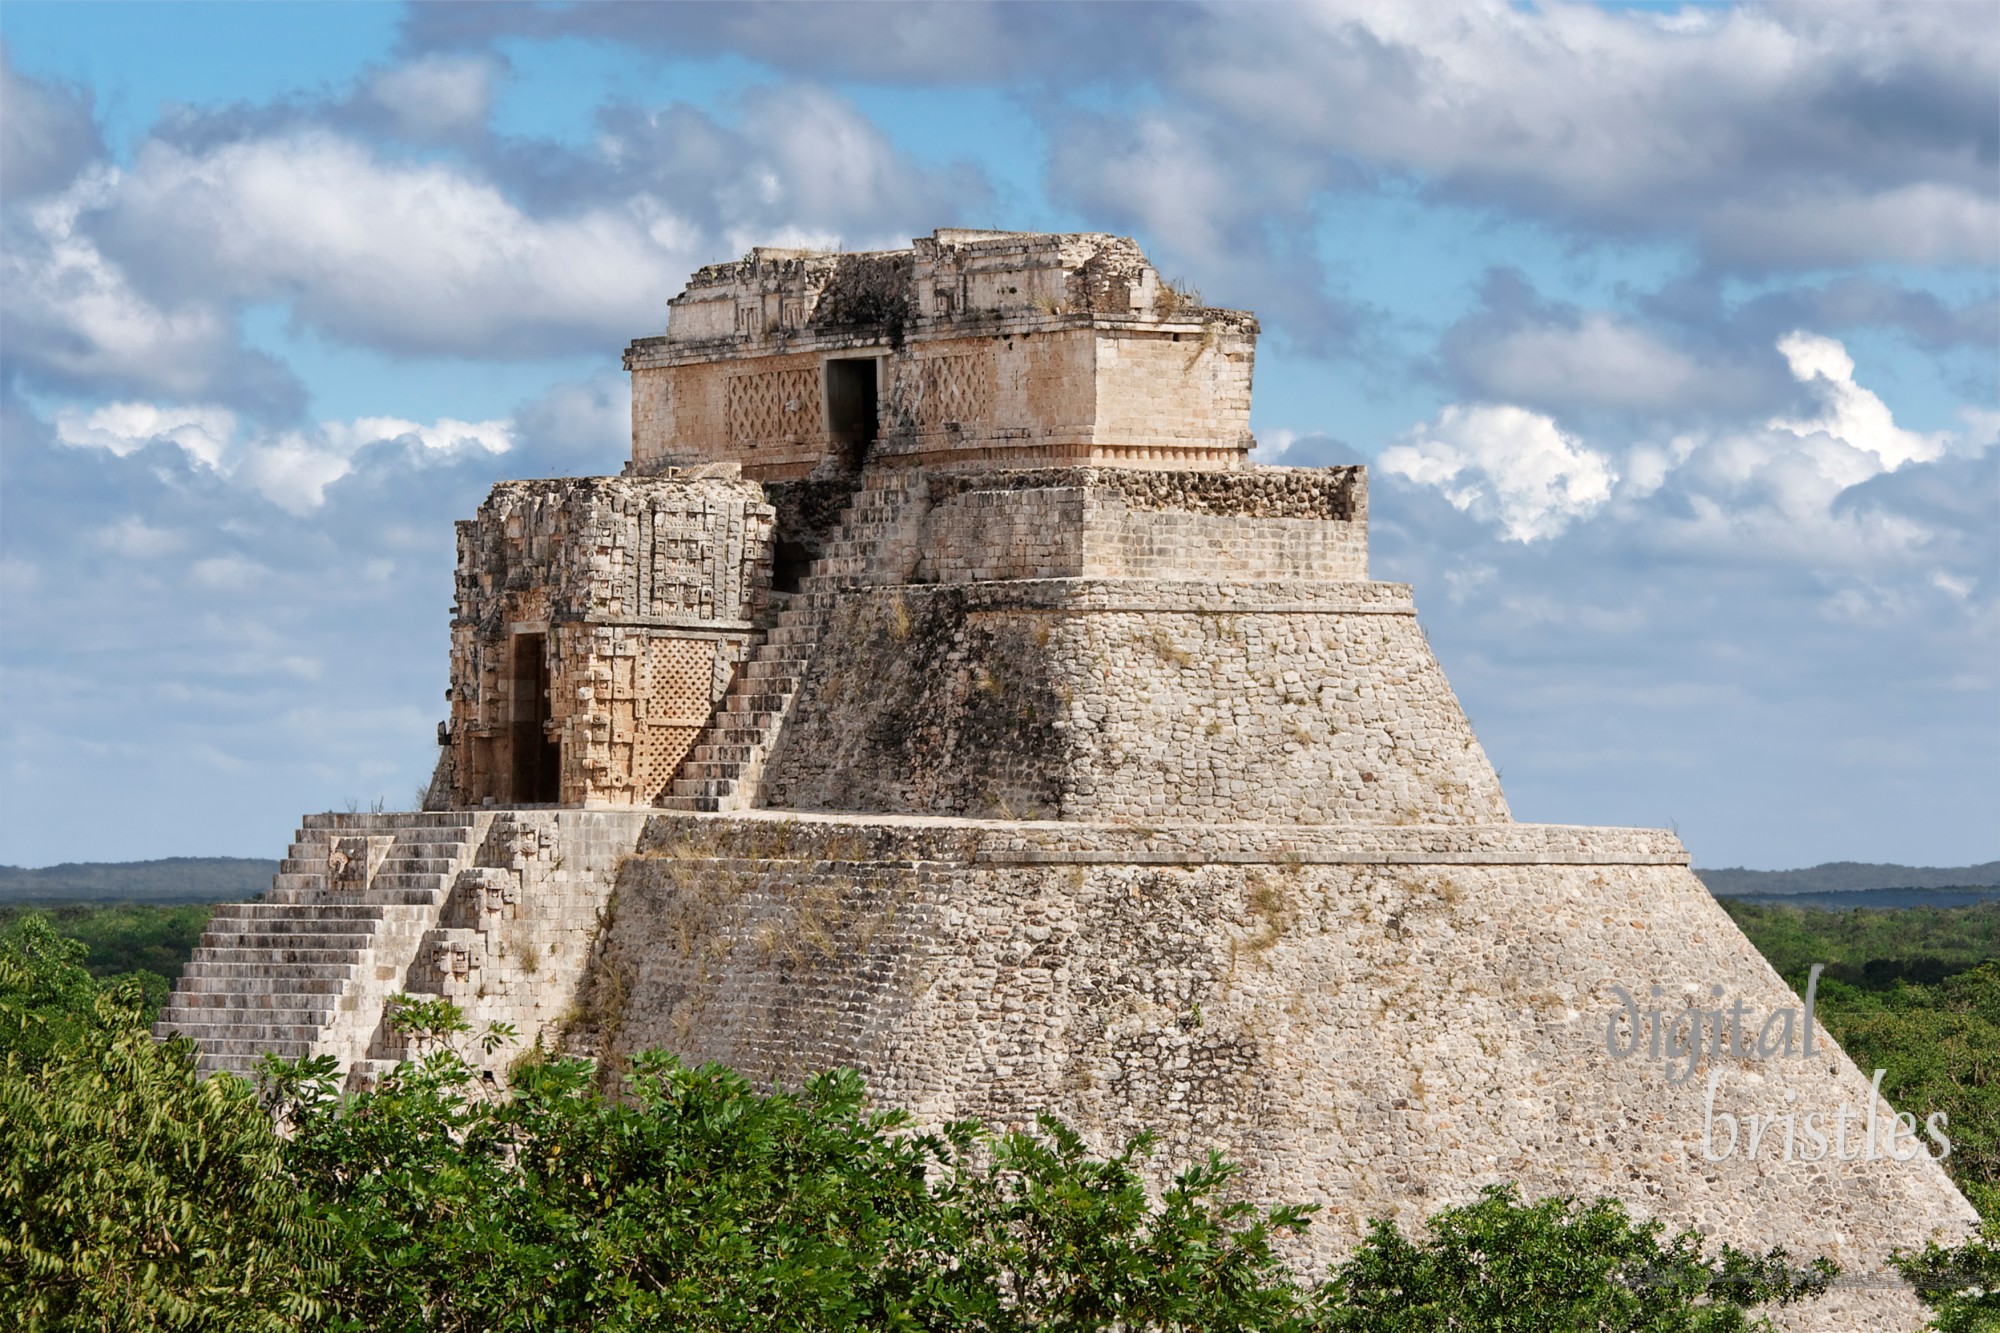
[
  {"xmin": 659, "ymin": 469, "xmax": 929, "ymax": 813},
  {"xmin": 155, "ymin": 812, "xmax": 491, "ymax": 1079}
]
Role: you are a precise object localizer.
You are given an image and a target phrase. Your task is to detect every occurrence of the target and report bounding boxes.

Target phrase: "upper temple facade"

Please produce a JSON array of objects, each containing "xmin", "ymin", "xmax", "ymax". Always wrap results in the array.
[{"xmin": 624, "ymin": 229, "xmax": 1257, "ymax": 477}]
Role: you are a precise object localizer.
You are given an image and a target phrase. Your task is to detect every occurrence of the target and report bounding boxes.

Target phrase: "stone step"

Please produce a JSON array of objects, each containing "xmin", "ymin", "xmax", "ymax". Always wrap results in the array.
[
  {"xmin": 724, "ymin": 692, "xmax": 793, "ymax": 715},
  {"xmin": 679, "ymin": 760, "xmax": 748, "ymax": 782},
  {"xmin": 300, "ymin": 813, "xmax": 481, "ymax": 831},
  {"xmin": 707, "ymin": 728, "xmax": 773, "ymax": 749},
  {"xmin": 165, "ymin": 985, "xmax": 338, "ymax": 1008},
  {"xmin": 172, "ymin": 971, "xmax": 351, "ymax": 993},
  {"xmin": 185, "ymin": 1035, "xmax": 319, "ymax": 1058},
  {"xmin": 158, "ymin": 1018, "xmax": 327, "ymax": 1044},
  {"xmin": 375, "ymin": 857, "xmax": 458, "ymax": 874},
  {"xmin": 668, "ymin": 776, "xmax": 741, "ymax": 800},
  {"xmin": 368, "ymin": 871, "xmax": 452, "ymax": 890},
  {"xmin": 191, "ymin": 946, "xmax": 371, "ymax": 966},
  {"xmin": 206, "ymin": 904, "xmax": 382, "ymax": 924},
  {"xmin": 163, "ymin": 1001, "xmax": 335, "ymax": 1027},
  {"xmin": 690, "ymin": 743, "xmax": 758, "ymax": 764},
  {"xmin": 743, "ymin": 658, "xmax": 809, "ymax": 680},
  {"xmin": 196, "ymin": 928, "xmax": 375, "ymax": 949},
  {"xmin": 656, "ymin": 793, "xmax": 726, "ymax": 813},
  {"xmin": 212, "ymin": 900, "xmax": 381, "ymax": 919}
]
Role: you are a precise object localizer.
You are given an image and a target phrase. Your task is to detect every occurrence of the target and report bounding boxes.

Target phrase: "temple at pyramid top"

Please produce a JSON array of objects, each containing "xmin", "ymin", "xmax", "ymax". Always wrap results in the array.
[{"xmin": 623, "ymin": 229, "xmax": 1259, "ymax": 479}]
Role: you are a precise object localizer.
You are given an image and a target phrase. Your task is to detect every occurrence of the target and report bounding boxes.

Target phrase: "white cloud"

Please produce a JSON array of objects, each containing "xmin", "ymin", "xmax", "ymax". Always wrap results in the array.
[
  {"xmin": 364, "ymin": 55, "xmax": 496, "ymax": 140},
  {"xmin": 1388, "ymin": 333, "xmax": 1968, "ymax": 566},
  {"xmin": 324, "ymin": 416, "xmax": 512, "ymax": 456},
  {"xmin": 5, "ymin": 173, "xmax": 281, "ymax": 403},
  {"xmin": 93, "ymin": 517, "xmax": 187, "ymax": 559},
  {"xmin": 1770, "ymin": 330, "xmax": 1947, "ymax": 470},
  {"xmin": 1, "ymin": 54, "xmax": 104, "ymax": 198},
  {"xmin": 1050, "ymin": 1, "xmax": 1998, "ymax": 274},
  {"xmin": 56, "ymin": 399, "xmax": 236, "ymax": 466},
  {"xmin": 1380, "ymin": 403, "xmax": 1616, "ymax": 542},
  {"xmin": 51, "ymin": 398, "xmax": 511, "ymax": 514},
  {"xmin": 1451, "ymin": 314, "xmax": 1706, "ymax": 412},
  {"xmin": 95, "ymin": 131, "xmax": 692, "ymax": 357}
]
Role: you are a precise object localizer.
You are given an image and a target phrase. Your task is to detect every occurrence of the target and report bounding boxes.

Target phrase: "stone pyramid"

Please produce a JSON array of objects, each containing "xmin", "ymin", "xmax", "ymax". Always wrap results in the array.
[{"xmin": 160, "ymin": 230, "xmax": 1977, "ymax": 1330}]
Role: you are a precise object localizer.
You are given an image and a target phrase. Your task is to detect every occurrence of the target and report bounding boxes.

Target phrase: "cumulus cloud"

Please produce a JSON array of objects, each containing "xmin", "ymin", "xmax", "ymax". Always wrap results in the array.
[
  {"xmin": 1367, "ymin": 383, "xmax": 1995, "ymax": 865},
  {"xmin": 54, "ymin": 399, "xmax": 511, "ymax": 514},
  {"xmin": 1769, "ymin": 330, "xmax": 1947, "ymax": 470},
  {"xmin": 403, "ymin": 1, "xmax": 1189, "ymax": 86},
  {"xmin": 88, "ymin": 132, "xmax": 690, "ymax": 358},
  {"xmin": 1122, "ymin": 1, "xmax": 1997, "ymax": 271},
  {"xmin": 361, "ymin": 54, "xmax": 497, "ymax": 141},
  {"xmin": 1387, "ymin": 331, "xmax": 1976, "ymax": 579},
  {"xmin": 2, "ymin": 173, "xmax": 303, "ymax": 411},
  {"xmin": 0, "ymin": 53, "xmax": 105, "ymax": 199},
  {"xmin": 56, "ymin": 401, "xmax": 237, "ymax": 466},
  {"xmin": 4, "ymin": 78, "xmax": 988, "ymax": 375},
  {"xmin": 1380, "ymin": 404, "xmax": 1617, "ymax": 542}
]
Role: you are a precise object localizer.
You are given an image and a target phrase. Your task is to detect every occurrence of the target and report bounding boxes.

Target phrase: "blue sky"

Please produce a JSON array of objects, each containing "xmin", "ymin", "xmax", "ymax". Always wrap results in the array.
[{"xmin": 1, "ymin": 1, "xmax": 1994, "ymax": 870}]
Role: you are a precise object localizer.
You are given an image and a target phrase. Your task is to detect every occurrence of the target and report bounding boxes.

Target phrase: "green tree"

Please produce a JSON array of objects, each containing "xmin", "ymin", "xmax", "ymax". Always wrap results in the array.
[
  {"xmin": 0, "ymin": 918, "xmax": 339, "ymax": 1330},
  {"xmin": 1893, "ymin": 1219, "xmax": 2000, "ymax": 1333},
  {"xmin": 1316, "ymin": 1184, "xmax": 1835, "ymax": 1332}
]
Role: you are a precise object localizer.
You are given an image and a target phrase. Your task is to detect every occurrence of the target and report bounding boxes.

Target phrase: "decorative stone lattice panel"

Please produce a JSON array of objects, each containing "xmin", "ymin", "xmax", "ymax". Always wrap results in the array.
[
  {"xmin": 727, "ymin": 367, "xmax": 818, "ymax": 448},
  {"xmin": 631, "ymin": 637, "xmax": 720, "ymax": 801},
  {"xmin": 914, "ymin": 354, "xmax": 991, "ymax": 430}
]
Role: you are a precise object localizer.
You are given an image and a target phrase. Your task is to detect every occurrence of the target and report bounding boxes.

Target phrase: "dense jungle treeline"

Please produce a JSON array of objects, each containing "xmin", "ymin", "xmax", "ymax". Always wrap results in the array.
[{"xmin": 0, "ymin": 902, "xmax": 1995, "ymax": 1330}]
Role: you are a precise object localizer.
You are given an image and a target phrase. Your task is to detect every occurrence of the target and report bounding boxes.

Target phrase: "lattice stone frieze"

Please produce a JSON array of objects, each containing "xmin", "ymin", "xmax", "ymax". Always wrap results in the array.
[
  {"xmin": 727, "ymin": 367, "xmax": 818, "ymax": 446},
  {"xmin": 629, "ymin": 636, "xmax": 723, "ymax": 801},
  {"xmin": 914, "ymin": 353, "xmax": 992, "ymax": 429},
  {"xmin": 646, "ymin": 639, "xmax": 719, "ymax": 724}
]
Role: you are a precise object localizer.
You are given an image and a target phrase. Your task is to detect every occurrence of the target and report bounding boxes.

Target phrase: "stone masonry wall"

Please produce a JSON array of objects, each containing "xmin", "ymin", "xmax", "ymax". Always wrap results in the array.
[
  {"xmin": 910, "ymin": 467, "xmax": 1366, "ymax": 583},
  {"xmin": 586, "ymin": 811, "xmax": 1978, "ymax": 1331},
  {"xmin": 1090, "ymin": 323, "xmax": 1256, "ymax": 463},
  {"xmin": 441, "ymin": 475, "xmax": 773, "ymax": 807},
  {"xmin": 760, "ymin": 580, "xmax": 1508, "ymax": 825},
  {"xmin": 395, "ymin": 810, "xmax": 650, "ymax": 1064}
]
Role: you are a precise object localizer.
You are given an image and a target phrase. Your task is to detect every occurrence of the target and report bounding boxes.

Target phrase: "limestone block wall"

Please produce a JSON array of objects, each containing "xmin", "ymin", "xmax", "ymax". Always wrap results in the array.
[
  {"xmin": 441, "ymin": 474, "xmax": 774, "ymax": 807},
  {"xmin": 911, "ymin": 467, "xmax": 1366, "ymax": 583},
  {"xmin": 1090, "ymin": 322, "xmax": 1256, "ymax": 464},
  {"xmin": 394, "ymin": 810, "xmax": 650, "ymax": 1062},
  {"xmin": 583, "ymin": 812, "xmax": 1978, "ymax": 1331},
  {"xmin": 760, "ymin": 580, "xmax": 1508, "ymax": 825}
]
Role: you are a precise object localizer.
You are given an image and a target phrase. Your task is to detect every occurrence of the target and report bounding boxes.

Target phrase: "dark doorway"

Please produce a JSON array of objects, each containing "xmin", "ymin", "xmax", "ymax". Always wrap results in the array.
[
  {"xmin": 508, "ymin": 632, "xmax": 560, "ymax": 804},
  {"xmin": 825, "ymin": 357, "xmax": 879, "ymax": 466},
  {"xmin": 772, "ymin": 537, "xmax": 813, "ymax": 594}
]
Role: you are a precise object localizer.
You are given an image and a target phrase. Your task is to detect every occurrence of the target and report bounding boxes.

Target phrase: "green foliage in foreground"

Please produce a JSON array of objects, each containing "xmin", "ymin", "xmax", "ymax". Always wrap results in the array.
[
  {"xmin": 0, "ymin": 916, "xmax": 338, "ymax": 1330},
  {"xmin": 0, "ymin": 913, "xmax": 1923, "ymax": 1332},
  {"xmin": 1891, "ymin": 1219, "xmax": 2000, "ymax": 1333},
  {"xmin": 1322, "ymin": 1186, "xmax": 1833, "ymax": 1333}
]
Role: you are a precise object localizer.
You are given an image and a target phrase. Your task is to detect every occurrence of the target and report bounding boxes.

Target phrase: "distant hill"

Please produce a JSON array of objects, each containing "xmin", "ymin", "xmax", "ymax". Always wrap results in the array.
[
  {"xmin": 1696, "ymin": 861, "xmax": 2000, "ymax": 898},
  {"xmin": 0, "ymin": 857, "xmax": 275, "ymax": 903}
]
